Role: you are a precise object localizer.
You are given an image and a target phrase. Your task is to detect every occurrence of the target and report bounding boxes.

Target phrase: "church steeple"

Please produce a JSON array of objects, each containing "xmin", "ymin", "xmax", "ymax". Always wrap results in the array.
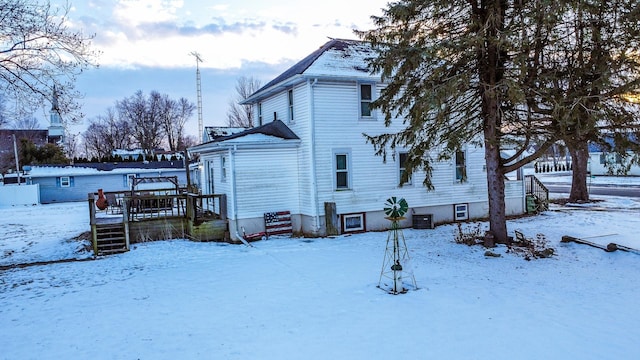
[
  {"xmin": 51, "ymin": 85, "xmax": 59, "ymax": 111},
  {"xmin": 50, "ymin": 85, "xmax": 61, "ymax": 126},
  {"xmin": 48, "ymin": 85, "xmax": 64, "ymax": 143}
]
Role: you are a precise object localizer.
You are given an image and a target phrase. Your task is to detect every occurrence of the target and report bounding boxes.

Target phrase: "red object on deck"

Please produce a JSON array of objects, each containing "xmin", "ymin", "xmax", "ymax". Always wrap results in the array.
[{"xmin": 96, "ymin": 189, "xmax": 108, "ymax": 210}]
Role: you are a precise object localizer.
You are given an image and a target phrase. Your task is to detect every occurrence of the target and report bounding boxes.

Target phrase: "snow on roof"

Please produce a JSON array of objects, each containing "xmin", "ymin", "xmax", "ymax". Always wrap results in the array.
[
  {"xmin": 204, "ymin": 126, "xmax": 248, "ymax": 141},
  {"xmin": 245, "ymin": 39, "xmax": 377, "ymax": 104},
  {"xmin": 222, "ymin": 133, "xmax": 287, "ymax": 144},
  {"xmin": 25, "ymin": 165, "xmax": 184, "ymax": 177},
  {"xmin": 304, "ymin": 39, "xmax": 376, "ymax": 78}
]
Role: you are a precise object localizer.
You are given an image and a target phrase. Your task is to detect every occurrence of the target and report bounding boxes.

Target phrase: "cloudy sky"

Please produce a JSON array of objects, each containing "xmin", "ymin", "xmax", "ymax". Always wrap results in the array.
[{"xmin": 61, "ymin": 0, "xmax": 390, "ymax": 138}]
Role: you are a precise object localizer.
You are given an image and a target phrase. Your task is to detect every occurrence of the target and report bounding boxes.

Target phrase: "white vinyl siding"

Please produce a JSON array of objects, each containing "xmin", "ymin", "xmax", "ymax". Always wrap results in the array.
[
  {"xmin": 223, "ymin": 74, "xmax": 521, "ymax": 221},
  {"xmin": 233, "ymin": 149, "xmax": 300, "ymax": 219}
]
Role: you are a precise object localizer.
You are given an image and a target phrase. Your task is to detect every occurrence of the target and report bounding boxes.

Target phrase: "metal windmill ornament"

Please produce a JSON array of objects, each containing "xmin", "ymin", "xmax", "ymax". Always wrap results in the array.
[{"xmin": 378, "ymin": 197, "xmax": 417, "ymax": 294}]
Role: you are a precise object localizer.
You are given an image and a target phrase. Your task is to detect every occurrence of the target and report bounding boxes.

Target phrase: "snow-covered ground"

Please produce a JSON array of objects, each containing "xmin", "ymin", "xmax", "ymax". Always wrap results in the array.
[{"xmin": 1, "ymin": 175, "xmax": 639, "ymax": 359}]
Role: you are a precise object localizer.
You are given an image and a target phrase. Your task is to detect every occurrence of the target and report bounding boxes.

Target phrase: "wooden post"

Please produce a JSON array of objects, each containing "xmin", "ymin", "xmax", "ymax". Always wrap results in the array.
[
  {"xmin": 122, "ymin": 197, "xmax": 131, "ymax": 251},
  {"xmin": 186, "ymin": 194, "xmax": 194, "ymax": 222},
  {"xmin": 183, "ymin": 152, "xmax": 192, "ymax": 193},
  {"xmin": 325, "ymin": 202, "xmax": 339, "ymax": 236},
  {"xmin": 88, "ymin": 193, "xmax": 98, "ymax": 256}
]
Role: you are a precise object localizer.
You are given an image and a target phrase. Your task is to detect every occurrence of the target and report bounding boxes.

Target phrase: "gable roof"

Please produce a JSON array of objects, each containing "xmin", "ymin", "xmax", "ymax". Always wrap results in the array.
[
  {"xmin": 219, "ymin": 120, "xmax": 299, "ymax": 142},
  {"xmin": 242, "ymin": 38, "xmax": 376, "ymax": 104},
  {"xmin": 190, "ymin": 120, "xmax": 299, "ymax": 153}
]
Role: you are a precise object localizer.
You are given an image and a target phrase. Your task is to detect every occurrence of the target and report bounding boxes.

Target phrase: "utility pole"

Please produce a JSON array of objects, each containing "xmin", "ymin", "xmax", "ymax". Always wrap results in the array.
[
  {"xmin": 189, "ymin": 51, "xmax": 204, "ymax": 143},
  {"xmin": 12, "ymin": 134, "xmax": 21, "ymax": 185}
]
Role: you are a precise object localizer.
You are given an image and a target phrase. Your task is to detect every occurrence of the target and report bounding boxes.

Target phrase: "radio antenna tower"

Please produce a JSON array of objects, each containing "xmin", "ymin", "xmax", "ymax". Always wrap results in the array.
[{"xmin": 190, "ymin": 51, "xmax": 204, "ymax": 143}]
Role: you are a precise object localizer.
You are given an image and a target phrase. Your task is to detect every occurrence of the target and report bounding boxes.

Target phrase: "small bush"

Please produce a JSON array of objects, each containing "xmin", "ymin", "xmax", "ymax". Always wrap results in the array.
[
  {"xmin": 508, "ymin": 232, "xmax": 555, "ymax": 260},
  {"xmin": 454, "ymin": 222, "xmax": 484, "ymax": 246}
]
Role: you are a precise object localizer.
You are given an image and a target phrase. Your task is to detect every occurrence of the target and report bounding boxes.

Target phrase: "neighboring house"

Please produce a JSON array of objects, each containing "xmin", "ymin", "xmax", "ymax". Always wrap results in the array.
[
  {"xmin": 588, "ymin": 140, "xmax": 640, "ymax": 176},
  {"xmin": 12, "ymin": 161, "xmax": 188, "ymax": 203},
  {"xmin": 189, "ymin": 38, "xmax": 525, "ymax": 241}
]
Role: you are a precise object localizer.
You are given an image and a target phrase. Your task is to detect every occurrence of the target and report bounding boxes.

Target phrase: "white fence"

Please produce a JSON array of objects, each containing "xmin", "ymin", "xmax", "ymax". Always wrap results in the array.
[{"xmin": 0, "ymin": 184, "xmax": 40, "ymax": 206}]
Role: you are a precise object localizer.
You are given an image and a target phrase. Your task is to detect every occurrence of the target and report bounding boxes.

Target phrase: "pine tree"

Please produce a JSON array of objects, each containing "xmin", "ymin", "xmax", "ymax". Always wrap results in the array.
[
  {"xmin": 358, "ymin": 0, "xmax": 640, "ymax": 243},
  {"xmin": 358, "ymin": 1, "xmax": 558, "ymax": 244},
  {"xmin": 539, "ymin": 1, "xmax": 640, "ymax": 202}
]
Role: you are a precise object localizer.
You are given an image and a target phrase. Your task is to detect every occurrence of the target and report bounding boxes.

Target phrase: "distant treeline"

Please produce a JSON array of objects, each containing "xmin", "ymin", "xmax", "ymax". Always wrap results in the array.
[{"xmin": 73, "ymin": 153, "xmax": 181, "ymax": 164}]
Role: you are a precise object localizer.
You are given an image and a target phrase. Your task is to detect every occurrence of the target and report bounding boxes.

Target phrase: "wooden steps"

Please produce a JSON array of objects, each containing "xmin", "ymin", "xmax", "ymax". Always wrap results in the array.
[
  {"xmin": 524, "ymin": 175, "xmax": 549, "ymax": 213},
  {"xmin": 95, "ymin": 223, "xmax": 128, "ymax": 256}
]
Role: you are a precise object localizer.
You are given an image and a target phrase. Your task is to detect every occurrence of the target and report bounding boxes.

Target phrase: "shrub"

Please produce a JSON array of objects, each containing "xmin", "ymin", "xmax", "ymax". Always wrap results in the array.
[
  {"xmin": 507, "ymin": 232, "xmax": 555, "ymax": 260},
  {"xmin": 454, "ymin": 222, "xmax": 484, "ymax": 246}
]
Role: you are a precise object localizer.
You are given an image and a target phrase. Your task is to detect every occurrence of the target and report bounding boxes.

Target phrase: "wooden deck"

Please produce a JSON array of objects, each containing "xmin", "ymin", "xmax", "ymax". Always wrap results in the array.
[{"xmin": 89, "ymin": 191, "xmax": 228, "ymax": 256}]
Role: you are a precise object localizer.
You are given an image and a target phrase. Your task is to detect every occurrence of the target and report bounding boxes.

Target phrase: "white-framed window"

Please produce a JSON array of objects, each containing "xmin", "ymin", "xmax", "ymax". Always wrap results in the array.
[
  {"xmin": 455, "ymin": 150, "xmax": 467, "ymax": 182},
  {"xmin": 333, "ymin": 150, "xmax": 352, "ymax": 190},
  {"xmin": 288, "ymin": 89, "xmax": 294, "ymax": 123},
  {"xmin": 398, "ymin": 152, "xmax": 412, "ymax": 186},
  {"xmin": 454, "ymin": 203, "xmax": 469, "ymax": 221},
  {"xmin": 359, "ymin": 83, "xmax": 373, "ymax": 118},
  {"xmin": 258, "ymin": 102, "xmax": 263, "ymax": 126},
  {"xmin": 221, "ymin": 156, "xmax": 227, "ymax": 182},
  {"xmin": 342, "ymin": 213, "xmax": 365, "ymax": 233},
  {"xmin": 59, "ymin": 176, "xmax": 71, "ymax": 188}
]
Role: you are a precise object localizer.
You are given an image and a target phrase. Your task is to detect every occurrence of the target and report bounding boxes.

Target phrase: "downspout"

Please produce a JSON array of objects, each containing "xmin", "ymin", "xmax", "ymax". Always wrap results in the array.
[
  {"xmin": 230, "ymin": 144, "xmax": 252, "ymax": 247},
  {"xmin": 309, "ymin": 78, "xmax": 320, "ymax": 234}
]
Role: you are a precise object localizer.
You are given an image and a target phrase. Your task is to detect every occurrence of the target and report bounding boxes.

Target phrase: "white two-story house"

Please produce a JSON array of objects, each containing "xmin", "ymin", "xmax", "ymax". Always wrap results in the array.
[{"xmin": 189, "ymin": 39, "xmax": 525, "ymax": 241}]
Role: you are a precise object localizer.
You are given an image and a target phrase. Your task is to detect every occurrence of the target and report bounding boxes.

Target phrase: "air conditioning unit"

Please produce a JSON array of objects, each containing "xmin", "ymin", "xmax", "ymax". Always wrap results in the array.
[{"xmin": 412, "ymin": 214, "xmax": 435, "ymax": 229}]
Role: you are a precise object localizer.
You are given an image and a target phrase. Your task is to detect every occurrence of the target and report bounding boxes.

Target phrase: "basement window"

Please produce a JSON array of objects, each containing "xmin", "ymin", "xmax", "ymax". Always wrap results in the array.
[
  {"xmin": 342, "ymin": 213, "xmax": 365, "ymax": 233},
  {"xmin": 454, "ymin": 203, "xmax": 469, "ymax": 221}
]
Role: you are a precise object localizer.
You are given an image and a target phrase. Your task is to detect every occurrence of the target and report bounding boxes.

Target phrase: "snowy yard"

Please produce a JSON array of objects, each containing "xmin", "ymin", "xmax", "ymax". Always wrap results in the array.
[{"xmin": 1, "ymin": 187, "xmax": 640, "ymax": 359}]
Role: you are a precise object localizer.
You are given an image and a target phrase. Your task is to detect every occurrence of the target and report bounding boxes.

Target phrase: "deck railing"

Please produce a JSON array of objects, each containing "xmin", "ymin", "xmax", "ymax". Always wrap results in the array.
[
  {"xmin": 88, "ymin": 191, "xmax": 227, "ymax": 235},
  {"xmin": 123, "ymin": 193, "xmax": 186, "ymax": 221}
]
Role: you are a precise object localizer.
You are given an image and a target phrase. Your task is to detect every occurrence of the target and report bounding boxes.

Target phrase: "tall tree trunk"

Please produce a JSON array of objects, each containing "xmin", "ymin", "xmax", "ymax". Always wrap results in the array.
[
  {"xmin": 478, "ymin": 0, "xmax": 509, "ymax": 246},
  {"xmin": 484, "ymin": 126, "xmax": 508, "ymax": 246},
  {"xmin": 568, "ymin": 141, "xmax": 590, "ymax": 202}
]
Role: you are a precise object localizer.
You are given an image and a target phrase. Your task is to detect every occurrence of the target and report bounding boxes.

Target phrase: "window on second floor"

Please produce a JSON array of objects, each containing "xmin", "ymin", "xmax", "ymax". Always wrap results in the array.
[
  {"xmin": 359, "ymin": 84, "xmax": 373, "ymax": 118},
  {"xmin": 288, "ymin": 89, "xmax": 294, "ymax": 122},
  {"xmin": 258, "ymin": 102, "xmax": 263, "ymax": 126},
  {"xmin": 455, "ymin": 150, "xmax": 467, "ymax": 182},
  {"xmin": 398, "ymin": 152, "xmax": 412, "ymax": 186}
]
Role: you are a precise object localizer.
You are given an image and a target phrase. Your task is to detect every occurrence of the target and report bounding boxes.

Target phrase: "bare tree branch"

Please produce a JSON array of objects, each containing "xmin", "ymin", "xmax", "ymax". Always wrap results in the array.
[
  {"xmin": 226, "ymin": 76, "xmax": 261, "ymax": 127},
  {"xmin": 0, "ymin": 0, "xmax": 99, "ymax": 124}
]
